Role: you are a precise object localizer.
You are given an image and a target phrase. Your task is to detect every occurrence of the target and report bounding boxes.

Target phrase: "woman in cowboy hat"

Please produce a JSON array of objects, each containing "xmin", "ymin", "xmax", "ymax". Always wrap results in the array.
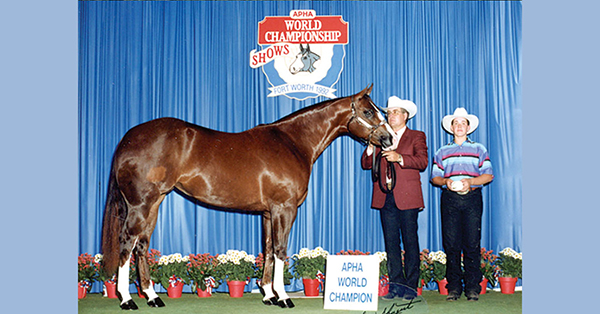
[
  {"xmin": 361, "ymin": 96, "xmax": 428, "ymax": 301},
  {"xmin": 431, "ymin": 108, "xmax": 494, "ymax": 302}
]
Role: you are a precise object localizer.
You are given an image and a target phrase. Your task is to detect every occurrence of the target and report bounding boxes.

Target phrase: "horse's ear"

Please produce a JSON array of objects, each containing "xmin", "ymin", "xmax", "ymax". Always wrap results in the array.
[{"xmin": 359, "ymin": 84, "xmax": 373, "ymax": 97}]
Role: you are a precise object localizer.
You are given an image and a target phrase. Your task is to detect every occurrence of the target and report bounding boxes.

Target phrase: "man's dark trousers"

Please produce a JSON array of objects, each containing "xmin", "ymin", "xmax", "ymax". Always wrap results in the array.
[
  {"xmin": 380, "ymin": 192, "xmax": 420, "ymax": 291},
  {"xmin": 441, "ymin": 188, "xmax": 483, "ymax": 295}
]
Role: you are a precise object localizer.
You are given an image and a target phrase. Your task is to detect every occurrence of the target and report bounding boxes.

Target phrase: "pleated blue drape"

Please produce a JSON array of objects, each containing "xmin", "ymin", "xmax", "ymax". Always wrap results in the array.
[{"xmin": 79, "ymin": 0, "xmax": 521, "ymax": 291}]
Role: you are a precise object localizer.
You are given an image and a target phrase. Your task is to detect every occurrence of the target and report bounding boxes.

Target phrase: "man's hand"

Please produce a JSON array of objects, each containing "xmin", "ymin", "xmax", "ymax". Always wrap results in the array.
[{"xmin": 382, "ymin": 151, "xmax": 402, "ymax": 163}]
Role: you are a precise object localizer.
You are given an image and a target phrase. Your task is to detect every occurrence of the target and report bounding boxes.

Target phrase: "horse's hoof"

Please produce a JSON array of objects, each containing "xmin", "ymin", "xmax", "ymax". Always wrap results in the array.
[
  {"xmin": 147, "ymin": 297, "xmax": 165, "ymax": 308},
  {"xmin": 277, "ymin": 298, "xmax": 295, "ymax": 308},
  {"xmin": 120, "ymin": 299, "xmax": 139, "ymax": 310},
  {"xmin": 262, "ymin": 296, "xmax": 279, "ymax": 306}
]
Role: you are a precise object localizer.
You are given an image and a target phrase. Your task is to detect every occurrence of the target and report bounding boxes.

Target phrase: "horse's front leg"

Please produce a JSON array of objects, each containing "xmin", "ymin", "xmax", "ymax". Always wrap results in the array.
[
  {"xmin": 271, "ymin": 205, "xmax": 297, "ymax": 308},
  {"xmin": 260, "ymin": 213, "xmax": 279, "ymax": 306}
]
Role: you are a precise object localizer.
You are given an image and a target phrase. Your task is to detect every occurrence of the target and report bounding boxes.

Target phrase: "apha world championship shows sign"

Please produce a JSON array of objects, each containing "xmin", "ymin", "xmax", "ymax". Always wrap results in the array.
[{"xmin": 250, "ymin": 10, "xmax": 348, "ymax": 100}]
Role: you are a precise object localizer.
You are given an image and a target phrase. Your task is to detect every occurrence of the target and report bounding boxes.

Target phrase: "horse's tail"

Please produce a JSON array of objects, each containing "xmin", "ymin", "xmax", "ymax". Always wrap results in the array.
[{"xmin": 101, "ymin": 165, "xmax": 127, "ymax": 276}]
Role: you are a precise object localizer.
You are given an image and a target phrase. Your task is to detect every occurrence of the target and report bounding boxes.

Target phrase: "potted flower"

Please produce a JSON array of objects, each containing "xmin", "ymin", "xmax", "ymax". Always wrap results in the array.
[
  {"xmin": 215, "ymin": 250, "xmax": 256, "ymax": 297},
  {"xmin": 94, "ymin": 253, "xmax": 118, "ymax": 298},
  {"xmin": 78, "ymin": 253, "xmax": 99, "ymax": 299},
  {"xmin": 429, "ymin": 250, "xmax": 448, "ymax": 295},
  {"xmin": 419, "ymin": 249, "xmax": 434, "ymax": 294},
  {"xmin": 373, "ymin": 251, "xmax": 389, "ymax": 296},
  {"xmin": 147, "ymin": 249, "xmax": 161, "ymax": 285},
  {"xmin": 188, "ymin": 253, "xmax": 220, "ymax": 297},
  {"xmin": 496, "ymin": 247, "xmax": 522, "ymax": 294},
  {"xmin": 254, "ymin": 253, "xmax": 293, "ymax": 288},
  {"xmin": 291, "ymin": 247, "xmax": 328, "ymax": 296},
  {"xmin": 480, "ymin": 248, "xmax": 499, "ymax": 294},
  {"xmin": 157, "ymin": 253, "xmax": 190, "ymax": 298}
]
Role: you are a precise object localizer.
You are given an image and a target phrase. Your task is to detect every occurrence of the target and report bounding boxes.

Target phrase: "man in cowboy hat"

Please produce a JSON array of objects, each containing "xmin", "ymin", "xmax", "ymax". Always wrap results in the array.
[
  {"xmin": 361, "ymin": 96, "xmax": 428, "ymax": 301},
  {"xmin": 431, "ymin": 108, "xmax": 494, "ymax": 302}
]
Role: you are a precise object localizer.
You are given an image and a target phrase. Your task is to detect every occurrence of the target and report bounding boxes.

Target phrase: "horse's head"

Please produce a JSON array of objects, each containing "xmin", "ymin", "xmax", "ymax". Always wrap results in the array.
[
  {"xmin": 289, "ymin": 44, "xmax": 321, "ymax": 74},
  {"xmin": 346, "ymin": 85, "xmax": 394, "ymax": 149}
]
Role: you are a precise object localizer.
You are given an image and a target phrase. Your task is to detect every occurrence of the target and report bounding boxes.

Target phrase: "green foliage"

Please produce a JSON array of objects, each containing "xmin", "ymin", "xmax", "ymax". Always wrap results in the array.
[
  {"xmin": 188, "ymin": 253, "xmax": 220, "ymax": 291},
  {"xmin": 78, "ymin": 253, "xmax": 99, "ymax": 283},
  {"xmin": 291, "ymin": 247, "xmax": 328, "ymax": 279},
  {"xmin": 496, "ymin": 248, "xmax": 522, "ymax": 278},
  {"xmin": 429, "ymin": 251, "xmax": 447, "ymax": 282},
  {"xmin": 147, "ymin": 249, "xmax": 162, "ymax": 284},
  {"xmin": 419, "ymin": 249, "xmax": 434, "ymax": 287},
  {"xmin": 431, "ymin": 261, "xmax": 446, "ymax": 282},
  {"xmin": 157, "ymin": 253, "xmax": 190, "ymax": 290},
  {"xmin": 215, "ymin": 250, "xmax": 256, "ymax": 282},
  {"xmin": 480, "ymin": 248, "xmax": 500, "ymax": 286}
]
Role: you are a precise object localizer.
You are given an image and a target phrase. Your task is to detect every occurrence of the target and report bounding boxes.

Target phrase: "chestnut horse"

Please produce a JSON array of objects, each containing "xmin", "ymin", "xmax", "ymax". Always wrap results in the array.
[{"xmin": 101, "ymin": 85, "xmax": 393, "ymax": 309}]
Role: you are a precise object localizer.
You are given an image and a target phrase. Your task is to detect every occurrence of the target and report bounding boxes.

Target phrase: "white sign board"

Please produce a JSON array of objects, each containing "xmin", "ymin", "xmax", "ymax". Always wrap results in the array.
[{"xmin": 323, "ymin": 255, "xmax": 379, "ymax": 311}]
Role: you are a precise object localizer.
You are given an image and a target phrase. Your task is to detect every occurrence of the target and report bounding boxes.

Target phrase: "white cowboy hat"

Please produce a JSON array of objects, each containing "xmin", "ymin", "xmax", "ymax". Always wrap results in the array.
[
  {"xmin": 382, "ymin": 96, "xmax": 417, "ymax": 119},
  {"xmin": 442, "ymin": 108, "xmax": 479, "ymax": 134}
]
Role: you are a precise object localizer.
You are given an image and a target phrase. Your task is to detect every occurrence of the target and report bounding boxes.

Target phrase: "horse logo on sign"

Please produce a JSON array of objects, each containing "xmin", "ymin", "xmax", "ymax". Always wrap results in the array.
[{"xmin": 250, "ymin": 10, "xmax": 348, "ymax": 100}]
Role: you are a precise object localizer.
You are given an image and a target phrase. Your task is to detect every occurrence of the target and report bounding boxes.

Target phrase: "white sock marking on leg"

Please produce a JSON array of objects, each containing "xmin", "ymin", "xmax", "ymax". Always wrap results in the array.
[
  {"xmin": 274, "ymin": 256, "xmax": 290, "ymax": 300},
  {"xmin": 262, "ymin": 282, "xmax": 275, "ymax": 300},
  {"xmin": 143, "ymin": 282, "xmax": 159, "ymax": 300},
  {"xmin": 118, "ymin": 258, "xmax": 132, "ymax": 304}
]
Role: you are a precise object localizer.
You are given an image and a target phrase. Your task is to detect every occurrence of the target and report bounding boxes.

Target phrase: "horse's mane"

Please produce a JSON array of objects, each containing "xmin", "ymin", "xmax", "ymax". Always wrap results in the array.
[{"xmin": 262, "ymin": 97, "xmax": 342, "ymax": 127}]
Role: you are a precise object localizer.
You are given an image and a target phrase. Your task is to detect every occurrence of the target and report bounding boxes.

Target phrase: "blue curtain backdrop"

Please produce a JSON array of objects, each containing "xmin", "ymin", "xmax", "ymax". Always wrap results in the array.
[{"xmin": 79, "ymin": 1, "xmax": 521, "ymax": 291}]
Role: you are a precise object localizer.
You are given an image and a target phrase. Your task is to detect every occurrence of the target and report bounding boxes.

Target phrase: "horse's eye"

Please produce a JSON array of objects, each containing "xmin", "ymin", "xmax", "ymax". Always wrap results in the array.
[{"xmin": 363, "ymin": 109, "xmax": 374, "ymax": 119}]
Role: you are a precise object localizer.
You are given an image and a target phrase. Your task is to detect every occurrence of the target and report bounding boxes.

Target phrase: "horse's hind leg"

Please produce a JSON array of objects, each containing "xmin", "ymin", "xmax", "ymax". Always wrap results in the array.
[
  {"xmin": 116, "ymin": 237, "xmax": 138, "ymax": 309},
  {"xmin": 134, "ymin": 194, "xmax": 166, "ymax": 307},
  {"xmin": 117, "ymin": 188, "xmax": 166, "ymax": 309}
]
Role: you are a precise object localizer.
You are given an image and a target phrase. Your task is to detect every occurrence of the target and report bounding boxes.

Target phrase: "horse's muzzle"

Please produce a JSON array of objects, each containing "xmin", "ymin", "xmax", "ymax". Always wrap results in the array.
[{"xmin": 381, "ymin": 134, "xmax": 393, "ymax": 149}]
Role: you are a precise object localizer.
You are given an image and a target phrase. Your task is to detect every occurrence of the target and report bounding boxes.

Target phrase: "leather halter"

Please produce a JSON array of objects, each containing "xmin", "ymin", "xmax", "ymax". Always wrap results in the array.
[{"xmin": 347, "ymin": 95, "xmax": 389, "ymax": 145}]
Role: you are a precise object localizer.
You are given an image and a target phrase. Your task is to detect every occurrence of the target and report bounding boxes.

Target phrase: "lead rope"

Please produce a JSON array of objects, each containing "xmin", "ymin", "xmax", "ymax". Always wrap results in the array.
[{"xmin": 372, "ymin": 149, "xmax": 396, "ymax": 194}]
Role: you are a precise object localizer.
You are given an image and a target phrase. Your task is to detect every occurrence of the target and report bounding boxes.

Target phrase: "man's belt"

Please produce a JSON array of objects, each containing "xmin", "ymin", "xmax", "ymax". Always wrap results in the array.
[{"xmin": 443, "ymin": 187, "xmax": 480, "ymax": 194}]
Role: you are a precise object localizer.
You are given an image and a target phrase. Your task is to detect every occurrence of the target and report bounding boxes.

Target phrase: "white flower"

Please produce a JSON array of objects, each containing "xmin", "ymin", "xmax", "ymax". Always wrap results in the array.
[
  {"xmin": 217, "ymin": 254, "xmax": 228, "ymax": 264},
  {"xmin": 374, "ymin": 251, "xmax": 387, "ymax": 262},
  {"xmin": 429, "ymin": 251, "xmax": 446, "ymax": 264},
  {"xmin": 298, "ymin": 248, "xmax": 310, "ymax": 258},
  {"xmin": 94, "ymin": 254, "xmax": 103, "ymax": 263},
  {"xmin": 244, "ymin": 254, "xmax": 255, "ymax": 263}
]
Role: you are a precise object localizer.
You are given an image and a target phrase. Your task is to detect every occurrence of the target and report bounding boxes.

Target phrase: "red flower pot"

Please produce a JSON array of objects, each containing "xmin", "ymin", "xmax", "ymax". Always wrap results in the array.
[
  {"xmin": 197, "ymin": 287, "xmax": 212, "ymax": 297},
  {"xmin": 417, "ymin": 279, "xmax": 425, "ymax": 296},
  {"xmin": 378, "ymin": 281, "xmax": 389, "ymax": 296},
  {"xmin": 167, "ymin": 281, "xmax": 184, "ymax": 298},
  {"xmin": 499, "ymin": 277, "xmax": 518, "ymax": 294},
  {"xmin": 437, "ymin": 279, "xmax": 448, "ymax": 295},
  {"xmin": 480, "ymin": 278, "xmax": 488, "ymax": 295},
  {"xmin": 104, "ymin": 281, "xmax": 118, "ymax": 298},
  {"xmin": 302, "ymin": 278, "xmax": 321, "ymax": 297},
  {"xmin": 77, "ymin": 283, "xmax": 87, "ymax": 299},
  {"xmin": 227, "ymin": 280, "xmax": 246, "ymax": 298},
  {"xmin": 136, "ymin": 285, "xmax": 145, "ymax": 298}
]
